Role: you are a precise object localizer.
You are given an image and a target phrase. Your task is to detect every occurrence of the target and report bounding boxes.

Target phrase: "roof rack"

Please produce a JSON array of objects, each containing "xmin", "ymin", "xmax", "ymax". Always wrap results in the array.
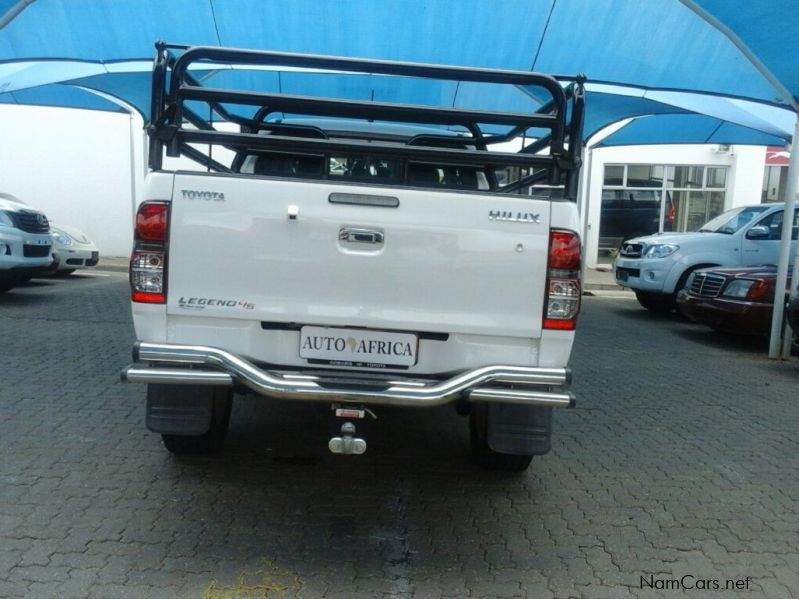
[{"xmin": 148, "ymin": 42, "xmax": 586, "ymax": 198}]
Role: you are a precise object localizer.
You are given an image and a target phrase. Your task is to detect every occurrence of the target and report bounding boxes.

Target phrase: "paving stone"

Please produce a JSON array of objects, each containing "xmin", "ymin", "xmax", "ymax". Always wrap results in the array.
[{"xmin": 0, "ymin": 277, "xmax": 797, "ymax": 598}]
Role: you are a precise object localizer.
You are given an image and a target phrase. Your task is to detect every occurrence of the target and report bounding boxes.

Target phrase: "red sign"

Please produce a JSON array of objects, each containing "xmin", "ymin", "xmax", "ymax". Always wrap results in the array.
[{"xmin": 766, "ymin": 146, "xmax": 790, "ymax": 166}]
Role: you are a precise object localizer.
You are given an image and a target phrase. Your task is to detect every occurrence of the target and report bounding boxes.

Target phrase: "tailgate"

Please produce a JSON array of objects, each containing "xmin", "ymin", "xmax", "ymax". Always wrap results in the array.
[{"xmin": 167, "ymin": 173, "xmax": 551, "ymax": 338}]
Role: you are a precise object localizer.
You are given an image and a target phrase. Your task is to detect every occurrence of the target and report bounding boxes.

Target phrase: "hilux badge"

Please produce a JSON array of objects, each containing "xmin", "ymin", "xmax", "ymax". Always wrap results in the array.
[{"xmin": 488, "ymin": 210, "xmax": 541, "ymax": 223}]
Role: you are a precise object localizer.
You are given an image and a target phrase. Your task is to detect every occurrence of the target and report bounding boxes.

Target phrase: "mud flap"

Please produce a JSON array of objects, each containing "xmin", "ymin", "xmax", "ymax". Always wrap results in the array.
[
  {"xmin": 146, "ymin": 384, "xmax": 214, "ymax": 436},
  {"xmin": 486, "ymin": 403, "xmax": 553, "ymax": 455}
]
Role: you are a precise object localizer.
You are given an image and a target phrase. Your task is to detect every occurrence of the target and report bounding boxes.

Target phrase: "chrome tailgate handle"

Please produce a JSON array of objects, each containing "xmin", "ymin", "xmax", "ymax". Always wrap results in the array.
[{"xmin": 339, "ymin": 227, "xmax": 384, "ymax": 244}]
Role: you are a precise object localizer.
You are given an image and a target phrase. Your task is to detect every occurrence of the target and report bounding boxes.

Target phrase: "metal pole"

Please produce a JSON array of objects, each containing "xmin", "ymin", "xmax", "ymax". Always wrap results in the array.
[
  {"xmin": 782, "ymin": 145, "xmax": 799, "ymax": 358},
  {"xmin": 128, "ymin": 114, "xmax": 138, "ymax": 225},
  {"xmin": 768, "ymin": 115, "xmax": 799, "ymax": 358},
  {"xmin": 0, "ymin": 0, "xmax": 35, "ymax": 30},
  {"xmin": 582, "ymin": 146, "xmax": 594, "ymax": 265}
]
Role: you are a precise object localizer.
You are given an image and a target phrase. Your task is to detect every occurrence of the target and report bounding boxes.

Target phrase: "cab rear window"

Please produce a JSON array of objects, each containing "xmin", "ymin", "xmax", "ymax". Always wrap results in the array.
[{"xmin": 240, "ymin": 151, "xmax": 488, "ymax": 190}]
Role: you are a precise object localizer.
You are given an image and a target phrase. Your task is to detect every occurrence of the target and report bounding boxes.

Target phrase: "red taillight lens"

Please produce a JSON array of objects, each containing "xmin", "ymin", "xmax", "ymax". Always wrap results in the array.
[
  {"xmin": 131, "ymin": 202, "xmax": 169, "ymax": 304},
  {"xmin": 548, "ymin": 230, "xmax": 581, "ymax": 270},
  {"xmin": 135, "ymin": 201, "xmax": 169, "ymax": 242},
  {"xmin": 544, "ymin": 229, "xmax": 581, "ymax": 331},
  {"xmin": 131, "ymin": 290, "xmax": 166, "ymax": 304}
]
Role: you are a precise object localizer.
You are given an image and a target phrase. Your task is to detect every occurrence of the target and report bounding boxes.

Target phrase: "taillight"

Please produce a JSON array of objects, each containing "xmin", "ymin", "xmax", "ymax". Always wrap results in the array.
[
  {"xmin": 135, "ymin": 202, "xmax": 169, "ymax": 242},
  {"xmin": 544, "ymin": 229, "xmax": 581, "ymax": 330},
  {"xmin": 130, "ymin": 201, "xmax": 169, "ymax": 304}
]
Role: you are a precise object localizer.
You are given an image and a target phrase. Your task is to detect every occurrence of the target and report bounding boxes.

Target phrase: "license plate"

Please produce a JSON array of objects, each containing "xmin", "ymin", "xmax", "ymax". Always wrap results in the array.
[
  {"xmin": 616, "ymin": 269, "xmax": 628, "ymax": 281},
  {"xmin": 299, "ymin": 326, "xmax": 418, "ymax": 368}
]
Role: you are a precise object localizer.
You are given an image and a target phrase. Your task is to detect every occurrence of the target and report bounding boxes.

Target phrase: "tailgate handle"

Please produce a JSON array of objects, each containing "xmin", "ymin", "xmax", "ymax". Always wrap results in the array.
[{"xmin": 339, "ymin": 228, "xmax": 384, "ymax": 244}]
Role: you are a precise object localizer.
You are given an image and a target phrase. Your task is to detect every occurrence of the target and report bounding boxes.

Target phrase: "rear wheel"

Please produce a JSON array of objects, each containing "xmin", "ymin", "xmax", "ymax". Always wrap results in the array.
[
  {"xmin": 469, "ymin": 405, "xmax": 534, "ymax": 472},
  {"xmin": 635, "ymin": 290, "xmax": 674, "ymax": 312},
  {"xmin": 160, "ymin": 387, "xmax": 233, "ymax": 455}
]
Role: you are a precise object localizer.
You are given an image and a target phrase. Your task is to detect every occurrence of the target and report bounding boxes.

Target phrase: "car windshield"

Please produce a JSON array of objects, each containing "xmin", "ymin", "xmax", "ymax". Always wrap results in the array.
[{"xmin": 698, "ymin": 206, "xmax": 771, "ymax": 234}]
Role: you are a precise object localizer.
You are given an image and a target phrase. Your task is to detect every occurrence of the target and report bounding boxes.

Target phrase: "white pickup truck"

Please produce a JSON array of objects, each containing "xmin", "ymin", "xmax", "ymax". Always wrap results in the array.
[
  {"xmin": 122, "ymin": 44, "xmax": 586, "ymax": 471},
  {"xmin": 615, "ymin": 203, "xmax": 798, "ymax": 311}
]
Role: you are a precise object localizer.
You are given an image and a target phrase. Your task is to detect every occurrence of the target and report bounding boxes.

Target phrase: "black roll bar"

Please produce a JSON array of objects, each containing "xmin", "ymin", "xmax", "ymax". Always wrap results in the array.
[{"xmin": 147, "ymin": 42, "xmax": 585, "ymax": 197}]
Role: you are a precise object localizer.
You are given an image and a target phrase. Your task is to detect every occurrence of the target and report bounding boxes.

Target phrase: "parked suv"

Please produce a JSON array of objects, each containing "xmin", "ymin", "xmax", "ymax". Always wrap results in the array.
[
  {"xmin": 614, "ymin": 203, "xmax": 798, "ymax": 312},
  {"xmin": 598, "ymin": 189, "xmax": 661, "ymax": 258},
  {"xmin": 0, "ymin": 193, "xmax": 55, "ymax": 293}
]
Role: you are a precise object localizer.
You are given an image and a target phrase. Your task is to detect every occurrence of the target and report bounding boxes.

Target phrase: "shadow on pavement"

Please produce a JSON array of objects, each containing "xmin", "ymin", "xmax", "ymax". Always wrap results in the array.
[
  {"xmin": 0, "ymin": 288, "xmax": 52, "ymax": 304},
  {"xmin": 674, "ymin": 326, "xmax": 769, "ymax": 354}
]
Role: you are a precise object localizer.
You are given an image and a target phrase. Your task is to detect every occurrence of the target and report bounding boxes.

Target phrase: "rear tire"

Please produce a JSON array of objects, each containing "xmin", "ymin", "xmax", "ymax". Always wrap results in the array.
[
  {"xmin": 635, "ymin": 290, "xmax": 674, "ymax": 313},
  {"xmin": 161, "ymin": 387, "xmax": 233, "ymax": 455},
  {"xmin": 469, "ymin": 405, "xmax": 534, "ymax": 472}
]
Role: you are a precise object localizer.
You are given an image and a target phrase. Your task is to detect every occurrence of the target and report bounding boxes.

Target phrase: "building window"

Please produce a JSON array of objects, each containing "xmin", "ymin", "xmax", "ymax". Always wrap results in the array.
[
  {"xmin": 600, "ymin": 164, "xmax": 728, "ymax": 260},
  {"xmin": 706, "ymin": 167, "xmax": 727, "ymax": 188},
  {"xmin": 603, "ymin": 165, "xmax": 624, "ymax": 186}
]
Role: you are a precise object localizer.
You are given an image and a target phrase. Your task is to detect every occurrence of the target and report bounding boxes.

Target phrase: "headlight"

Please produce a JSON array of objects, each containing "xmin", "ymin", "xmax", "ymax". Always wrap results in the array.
[
  {"xmin": 644, "ymin": 244, "xmax": 679, "ymax": 259},
  {"xmin": 52, "ymin": 229, "xmax": 73, "ymax": 246},
  {"xmin": 0, "ymin": 211, "xmax": 13, "ymax": 228},
  {"xmin": 722, "ymin": 279, "xmax": 755, "ymax": 299}
]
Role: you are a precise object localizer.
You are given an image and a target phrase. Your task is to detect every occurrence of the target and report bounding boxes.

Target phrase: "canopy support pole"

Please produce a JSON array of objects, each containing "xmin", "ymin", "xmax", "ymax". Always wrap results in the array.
[
  {"xmin": 128, "ymin": 113, "xmax": 138, "ymax": 224},
  {"xmin": 0, "ymin": 0, "xmax": 35, "ymax": 30},
  {"xmin": 768, "ymin": 114, "xmax": 799, "ymax": 358}
]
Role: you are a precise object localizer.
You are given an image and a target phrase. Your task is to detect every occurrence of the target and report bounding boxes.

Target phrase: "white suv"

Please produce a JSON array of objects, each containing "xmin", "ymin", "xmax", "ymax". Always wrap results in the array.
[
  {"xmin": 614, "ymin": 203, "xmax": 798, "ymax": 311},
  {"xmin": 0, "ymin": 193, "xmax": 54, "ymax": 293}
]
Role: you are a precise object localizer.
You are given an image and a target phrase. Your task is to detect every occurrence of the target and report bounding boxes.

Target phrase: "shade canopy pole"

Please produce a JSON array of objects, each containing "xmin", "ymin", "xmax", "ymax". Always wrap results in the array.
[
  {"xmin": 769, "ymin": 114, "xmax": 799, "ymax": 358},
  {"xmin": 0, "ymin": 0, "xmax": 35, "ymax": 30}
]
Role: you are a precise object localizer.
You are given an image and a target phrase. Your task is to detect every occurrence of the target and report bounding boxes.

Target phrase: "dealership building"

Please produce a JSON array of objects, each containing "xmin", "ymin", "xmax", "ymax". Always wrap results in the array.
[{"xmin": 579, "ymin": 142, "xmax": 794, "ymax": 269}]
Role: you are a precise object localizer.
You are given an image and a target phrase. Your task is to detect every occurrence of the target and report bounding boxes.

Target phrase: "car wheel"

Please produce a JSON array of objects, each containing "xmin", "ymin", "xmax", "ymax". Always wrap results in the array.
[
  {"xmin": 160, "ymin": 387, "xmax": 233, "ymax": 455},
  {"xmin": 0, "ymin": 279, "xmax": 15, "ymax": 293},
  {"xmin": 672, "ymin": 268, "xmax": 697, "ymax": 300},
  {"xmin": 469, "ymin": 405, "xmax": 534, "ymax": 472},
  {"xmin": 635, "ymin": 290, "xmax": 674, "ymax": 312},
  {"xmin": 55, "ymin": 269, "xmax": 76, "ymax": 277}
]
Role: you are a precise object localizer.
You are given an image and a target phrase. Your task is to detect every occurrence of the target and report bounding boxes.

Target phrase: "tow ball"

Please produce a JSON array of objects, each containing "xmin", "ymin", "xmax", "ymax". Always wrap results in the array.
[{"xmin": 328, "ymin": 405, "xmax": 374, "ymax": 455}]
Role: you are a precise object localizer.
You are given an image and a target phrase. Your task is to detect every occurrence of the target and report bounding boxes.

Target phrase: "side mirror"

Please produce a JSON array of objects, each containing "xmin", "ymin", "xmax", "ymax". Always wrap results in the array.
[{"xmin": 746, "ymin": 225, "xmax": 771, "ymax": 240}]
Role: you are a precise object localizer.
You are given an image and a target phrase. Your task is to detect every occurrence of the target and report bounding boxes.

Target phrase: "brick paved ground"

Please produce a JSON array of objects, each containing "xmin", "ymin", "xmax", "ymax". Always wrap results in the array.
[{"xmin": 0, "ymin": 273, "xmax": 797, "ymax": 598}]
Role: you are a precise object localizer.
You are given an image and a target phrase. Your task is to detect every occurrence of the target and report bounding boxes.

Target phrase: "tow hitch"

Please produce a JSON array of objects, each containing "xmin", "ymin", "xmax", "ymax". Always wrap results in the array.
[{"xmin": 328, "ymin": 406, "xmax": 374, "ymax": 455}]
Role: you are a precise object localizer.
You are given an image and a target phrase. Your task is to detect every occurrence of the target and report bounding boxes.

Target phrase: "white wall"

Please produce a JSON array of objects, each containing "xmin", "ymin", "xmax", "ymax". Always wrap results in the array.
[
  {"xmin": 581, "ymin": 143, "xmax": 768, "ymax": 268},
  {"xmin": 726, "ymin": 145, "xmax": 767, "ymax": 208},
  {"xmin": 0, "ymin": 105, "xmax": 144, "ymax": 257}
]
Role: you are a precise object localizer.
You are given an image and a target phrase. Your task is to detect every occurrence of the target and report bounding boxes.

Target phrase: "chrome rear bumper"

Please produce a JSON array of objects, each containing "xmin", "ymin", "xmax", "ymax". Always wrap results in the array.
[{"xmin": 122, "ymin": 341, "xmax": 575, "ymax": 408}]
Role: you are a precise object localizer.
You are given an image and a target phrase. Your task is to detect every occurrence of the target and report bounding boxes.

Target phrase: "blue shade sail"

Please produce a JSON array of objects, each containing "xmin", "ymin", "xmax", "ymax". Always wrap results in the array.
[
  {"xmin": 692, "ymin": 0, "xmax": 799, "ymax": 105},
  {"xmin": 0, "ymin": 82, "xmax": 125, "ymax": 111},
  {"xmin": 596, "ymin": 114, "xmax": 786, "ymax": 147},
  {"xmin": 0, "ymin": 0, "xmax": 796, "ymax": 144}
]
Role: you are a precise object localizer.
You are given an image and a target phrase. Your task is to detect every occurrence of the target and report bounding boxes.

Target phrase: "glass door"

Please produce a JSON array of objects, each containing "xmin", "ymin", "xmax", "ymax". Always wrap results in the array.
[{"xmin": 684, "ymin": 191, "xmax": 709, "ymax": 231}]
